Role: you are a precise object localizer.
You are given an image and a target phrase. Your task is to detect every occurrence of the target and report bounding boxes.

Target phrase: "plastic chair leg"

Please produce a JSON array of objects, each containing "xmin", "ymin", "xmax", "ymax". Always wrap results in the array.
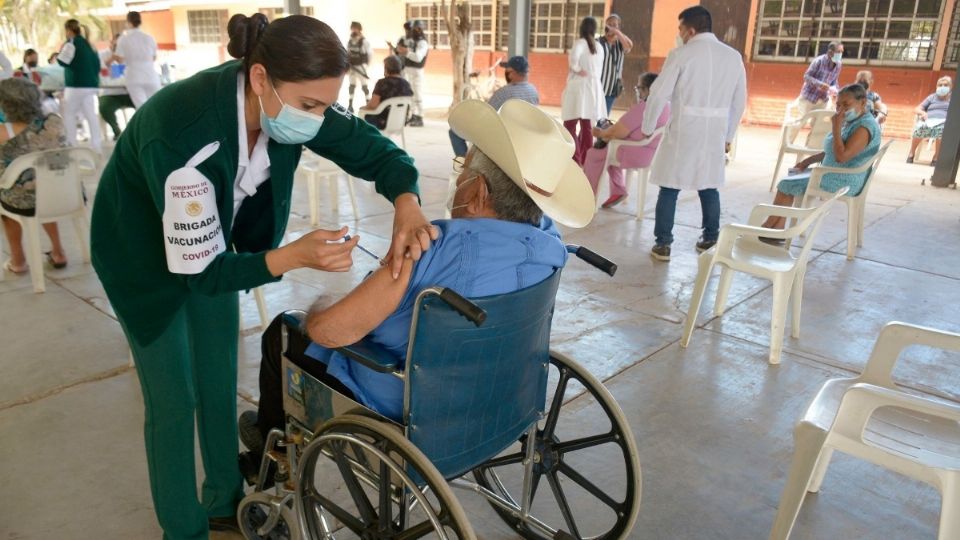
[
  {"xmin": 713, "ymin": 266, "xmax": 734, "ymax": 316},
  {"xmin": 768, "ymin": 425, "xmax": 830, "ymax": 540},
  {"xmin": 73, "ymin": 213, "xmax": 91, "ymax": 263},
  {"xmin": 400, "ymin": 129, "xmax": 407, "ymax": 150},
  {"xmin": 769, "ymin": 276, "xmax": 790, "ymax": 364},
  {"xmin": 346, "ymin": 176, "xmax": 359, "ymax": 221},
  {"xmin": 636, "ymin": 169, "xmax": 649, "ymax": 222},
  {"xmin": 253, "ymin": 286, "xmax": 269, "ymax": 331},
  {"xmin": 24, "ymin": 218, "xmax": 45, "ymax": 293},
  {"xmin": 857, "ymin": 200, "xmax": 866, "ymax": 247},
  {"xmin": 806, "ymin": 447, "xmax": 833, "ymax": 493},
  {"xmin": 307, "ymin": 172, "xmax": 319, "ymax": 227},
  {"xmin": 790, "ymin": 271, "xmax": 804, "ymax": 339},
  {"xmin": 681, "ymin": 253, "xmax": 715, "ymax": 348},
  {"xmin": 770, "ymin": 149, "xmax": 786, "ymax": 192},
  {"xmin": 328, "ymin": 174, "xmax": 339, "ymax": 216},
  {"xmin": 938, "ymin": 474, "xmax": 959, "ymax": 540},
  {"xmin": 846, "ymin": 201, "xmax": 857, "ymax": 261}
]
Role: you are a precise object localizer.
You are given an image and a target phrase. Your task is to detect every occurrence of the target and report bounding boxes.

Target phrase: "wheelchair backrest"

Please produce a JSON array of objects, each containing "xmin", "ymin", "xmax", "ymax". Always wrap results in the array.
[{"xmin": 404, "ymin": 269, "xmax": 562, "ymax": 480}]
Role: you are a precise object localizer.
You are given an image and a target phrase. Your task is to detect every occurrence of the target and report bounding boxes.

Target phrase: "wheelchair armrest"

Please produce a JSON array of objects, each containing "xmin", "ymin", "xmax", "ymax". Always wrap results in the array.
[{"xmin": 336, "ymin": 337, "xmax": 402, "ymax": 373}]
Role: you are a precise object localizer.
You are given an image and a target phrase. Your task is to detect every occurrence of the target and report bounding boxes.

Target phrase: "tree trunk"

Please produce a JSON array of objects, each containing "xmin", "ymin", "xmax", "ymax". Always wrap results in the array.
[{"xmin": 442, "ymin": 0, "xmax": 474, "ymax": 110}]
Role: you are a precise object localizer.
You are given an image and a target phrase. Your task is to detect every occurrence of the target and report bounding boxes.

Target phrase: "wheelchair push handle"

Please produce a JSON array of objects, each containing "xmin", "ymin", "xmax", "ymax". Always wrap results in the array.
[
  {"xmin": 566, "ymin": 245, "xmax": 618, "ymax": 277},
  {"xmin": 438, "ymin": 288, "xmax": 487, "ymax": 326}
]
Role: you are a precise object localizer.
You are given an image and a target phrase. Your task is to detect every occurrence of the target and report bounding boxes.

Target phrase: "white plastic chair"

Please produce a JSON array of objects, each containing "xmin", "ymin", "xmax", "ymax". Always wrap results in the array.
[
  {"xmin": 298, "ymin": 152, "xmax": 359, "ymax": 226},
  {"xmin": 0, "ymin": 147, "xmax": 98, "ymax": 293},
  {"xmin": 359, "ymin": 96, "xmax": 412, "ymax": 149},
  {"xmin": 771, "ymin": 109, "xmax": 836, "ymax": 192},
  {"xmin": 769, "ymin": 321, "xmax": 960, "ymax": 540},
  {"xmin": 680, "ymin": 189, "xmax": 847, "ymax": 364},
  {"xmin": 798, "ymin": 141, "xmax": 892, "ymax": 260},
  {"xmin": 597, "ymin": 126, "xmax": 666, "ymax": 221}
]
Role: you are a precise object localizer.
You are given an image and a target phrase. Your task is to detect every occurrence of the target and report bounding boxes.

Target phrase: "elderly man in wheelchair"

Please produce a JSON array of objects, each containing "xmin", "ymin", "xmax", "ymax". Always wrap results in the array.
[{"xmin": 236, "ymin": 100, "xmax": 641, "ymax": 540}]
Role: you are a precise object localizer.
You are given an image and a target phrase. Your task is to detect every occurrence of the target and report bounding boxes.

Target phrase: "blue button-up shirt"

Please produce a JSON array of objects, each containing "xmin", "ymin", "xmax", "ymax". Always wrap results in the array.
[{"xmin": 305, "ymin": 217, "xmax": 567, "ymax": 420}]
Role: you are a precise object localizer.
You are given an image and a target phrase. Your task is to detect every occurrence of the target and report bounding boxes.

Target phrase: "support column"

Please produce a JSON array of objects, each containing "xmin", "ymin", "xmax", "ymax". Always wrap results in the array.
[
  {"xmin": 931, "ymin": 62, "xmax": 960, "ymax": 188},
  {"xmin": 508, "ymin": 0, "xmax": 531, "ymax": 57},
  {"xmin": 283, "ymin": 0, "xmax": 301, "ymax": 16}
]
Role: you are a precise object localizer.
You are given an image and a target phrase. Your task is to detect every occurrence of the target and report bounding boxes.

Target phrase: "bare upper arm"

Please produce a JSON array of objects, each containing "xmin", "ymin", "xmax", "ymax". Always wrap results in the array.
[
  {"xmin": 836, "ymin": 126, "xmax": 870, "ymax": 163},
  {"xmin": 306, "ymin": 258, "xmax": 415, "ymax": 348}
]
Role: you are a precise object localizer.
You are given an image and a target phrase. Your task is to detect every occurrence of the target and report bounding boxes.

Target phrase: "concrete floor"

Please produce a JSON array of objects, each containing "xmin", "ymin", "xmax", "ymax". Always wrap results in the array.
[{"xmin": 1, "ymin": 110, "xmax": 958, "ymax": 540}]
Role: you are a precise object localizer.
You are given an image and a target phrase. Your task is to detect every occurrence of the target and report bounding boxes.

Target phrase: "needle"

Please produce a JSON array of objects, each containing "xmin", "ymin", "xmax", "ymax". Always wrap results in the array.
[{"xmin": 343, "ymin": 234, "xmax": 382, "ymax": 263}]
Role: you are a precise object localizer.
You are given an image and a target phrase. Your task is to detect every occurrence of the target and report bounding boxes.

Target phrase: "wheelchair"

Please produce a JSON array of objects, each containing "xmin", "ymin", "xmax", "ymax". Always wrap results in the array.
[{"xmin": 238, "ymin": 245, "xmax": 641, "ymax": 540}]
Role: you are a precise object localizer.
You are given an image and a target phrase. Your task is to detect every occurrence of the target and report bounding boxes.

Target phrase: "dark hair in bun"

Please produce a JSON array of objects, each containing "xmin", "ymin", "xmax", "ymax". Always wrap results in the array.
[{"xmin": 227, "ymin": 14, "xmax": 349, "ymax": 83}]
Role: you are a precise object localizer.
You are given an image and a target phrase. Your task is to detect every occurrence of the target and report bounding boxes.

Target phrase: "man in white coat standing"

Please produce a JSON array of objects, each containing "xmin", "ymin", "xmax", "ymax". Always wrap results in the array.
[{"xmin": 641, "ymin": 6, "xmax": 746, "ymax": 262}]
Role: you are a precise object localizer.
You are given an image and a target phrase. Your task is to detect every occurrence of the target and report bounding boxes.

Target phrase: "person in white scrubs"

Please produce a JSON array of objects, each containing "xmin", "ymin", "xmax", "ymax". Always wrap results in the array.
[
  {"xmin": 641, "ymin": 5, "xmax": 746, "ymax": 262},
  {"xmin": 114, "ymin": 11, "xmax": 160, "ymax": 108}
]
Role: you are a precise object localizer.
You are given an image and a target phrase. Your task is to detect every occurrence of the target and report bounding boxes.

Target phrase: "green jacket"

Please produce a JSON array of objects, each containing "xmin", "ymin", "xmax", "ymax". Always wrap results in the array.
[
  {"xmin": 91, "ymin": 60, "xmax": 420, "ymax": 345},
  {"xmin": 58, "ymin": 35, "xmax": 100, "ymax": 88}
]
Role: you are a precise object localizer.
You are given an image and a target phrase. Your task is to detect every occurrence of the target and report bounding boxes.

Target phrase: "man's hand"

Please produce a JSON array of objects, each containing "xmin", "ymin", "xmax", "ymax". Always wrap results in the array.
[
  {"xmin": 397, "ymin": 44, "xmax": 409, "ymax": 55},
  {"xmin": 386, "ymin": 193, "xmax": 439, "ymax": 279}
]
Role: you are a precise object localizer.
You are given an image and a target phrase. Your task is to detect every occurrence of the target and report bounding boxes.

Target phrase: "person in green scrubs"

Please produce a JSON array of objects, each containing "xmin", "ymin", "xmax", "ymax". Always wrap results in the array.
[{"xmin": 90, "ymin": 13, "xmax": 438, "ymax": 539}]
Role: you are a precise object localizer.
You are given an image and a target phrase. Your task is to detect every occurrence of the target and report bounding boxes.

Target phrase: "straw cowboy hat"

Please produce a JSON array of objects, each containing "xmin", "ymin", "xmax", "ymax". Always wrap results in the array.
[{"xmin": 448, "ymin": 99, "xmax": 596, "ymax": 228}]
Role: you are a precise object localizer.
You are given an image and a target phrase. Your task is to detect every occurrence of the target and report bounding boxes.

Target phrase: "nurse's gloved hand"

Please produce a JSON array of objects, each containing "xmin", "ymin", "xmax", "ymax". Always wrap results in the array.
[
  {"xmin": 266, "ymin": 227, "xmax": 358, "ymax": 276},
  {"xmin": 387, "ymin": 193, "xmax": 439, "ymax": 279}
]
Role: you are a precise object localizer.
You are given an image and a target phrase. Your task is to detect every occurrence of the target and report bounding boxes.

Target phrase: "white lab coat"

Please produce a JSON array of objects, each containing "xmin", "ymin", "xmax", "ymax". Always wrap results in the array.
[
  {"xmin": 115, "ymin": 28, "xmax": 158, "ymax": 85},
  {"xmin": 560, "ymin": 38, "xmax": 605, "ymax": 122},
  {"xmin": 642, "ymin": 33, "xmax": 746, "ymax": 190}
]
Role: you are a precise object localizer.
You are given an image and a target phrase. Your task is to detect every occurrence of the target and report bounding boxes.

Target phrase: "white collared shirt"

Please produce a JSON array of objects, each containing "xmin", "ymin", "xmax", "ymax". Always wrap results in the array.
[
  {"xmin": 115, "ymin": 28, "xmax": 158, "ymax": 84},
  {"xmin": 233, "ymin": 73, "xmax": 271, "ymax": 219}
]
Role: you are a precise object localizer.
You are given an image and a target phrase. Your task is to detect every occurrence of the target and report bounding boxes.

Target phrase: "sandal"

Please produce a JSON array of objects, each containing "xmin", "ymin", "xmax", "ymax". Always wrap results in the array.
[
  {"xmin": 3, "ymin": 260, "xmax": 28, "ymax": 274},
  {"xmin": 45, "ymin": 251, "xmax": 67, "ymax": 269}
]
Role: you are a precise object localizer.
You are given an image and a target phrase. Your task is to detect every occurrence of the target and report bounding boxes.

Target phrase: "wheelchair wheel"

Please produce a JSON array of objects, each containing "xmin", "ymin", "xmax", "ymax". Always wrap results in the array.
[
  {"xmin": 295, "ymin": 414, "xmax": 476, "ymax": 539},
  {"xmin": 472, "ymin": 351, "xmax": 641, "ymax": 539},
  {"xmin": 238, "ymin": 492, "xmax": 301, "ymax": 540}
]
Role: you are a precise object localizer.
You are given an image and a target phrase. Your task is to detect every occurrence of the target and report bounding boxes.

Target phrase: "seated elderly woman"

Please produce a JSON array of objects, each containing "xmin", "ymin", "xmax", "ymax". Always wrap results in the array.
[
  {"xmin": 907, "ymin": 76, "xmax": 952, "ymax": 166},
  {"xmin": 236, "ymin": 99, "xmax": 595, "ymax": 477},
  {"xmin": 0, "ymin": 77, "xmax": 69, "ymax": 273},
  {"xmin": 762, "ymin": 83, "xmax": 881, "ymax": 234},
  {"xmin": 584, "ymin": 72, "xmax": 670, "ymax": 209}
]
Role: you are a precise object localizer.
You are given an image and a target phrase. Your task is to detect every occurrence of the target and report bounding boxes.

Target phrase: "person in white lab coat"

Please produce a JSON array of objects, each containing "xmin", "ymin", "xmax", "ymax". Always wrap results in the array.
[
  {"xmin": 561, "ymin": 16, "xmax": 605, "ymax": 165},
  {"xmin": 641, "ymin": 6, "xmax": 746, "ymax": 262},
  {"xmin": 114, "ymin": 11, "xmax": 160, "ymax": 108}
]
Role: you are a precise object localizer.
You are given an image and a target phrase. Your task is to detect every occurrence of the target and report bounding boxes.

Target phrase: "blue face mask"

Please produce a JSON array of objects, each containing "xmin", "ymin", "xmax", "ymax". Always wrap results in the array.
[
  {"xmin": 844, "ymin": 109, "xmax": 860, "ymax": 123},
  {"xmin": 832, "ymin": 53, "xmax": 842, "ymax": 63},
  {"xmin": 258, "ymin": 82, "xmax": 325, "ymax": 145},
  {"xmin": 936, "ymin": 85, "xmax": 951, "ymax": 97}
]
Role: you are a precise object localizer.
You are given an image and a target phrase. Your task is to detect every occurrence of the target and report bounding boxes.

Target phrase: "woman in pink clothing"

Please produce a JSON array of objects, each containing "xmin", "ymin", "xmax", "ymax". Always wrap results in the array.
[{"xmin": 585, "ymin": 72, "xmax": 670, "ymax": 208}]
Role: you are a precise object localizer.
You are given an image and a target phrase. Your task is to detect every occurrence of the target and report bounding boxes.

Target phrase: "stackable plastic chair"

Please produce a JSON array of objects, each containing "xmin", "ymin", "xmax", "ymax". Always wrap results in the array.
[
  {"xmin": 680, "ymin": 189, "xmax": 847, "ymax": 364},
  {"xmin": 771, "ymin": 109, "xmax": 835, "ymax": 191},
  {"xmin": 769, "ymin": 321, "xmax": 960, "ymax": 540},
  {"xmin": 799, "ymin": 141, "xmax": 892, "ymax": 260},
  {"xmin": 0, "ymin": 147, "xmax": 97, "ymax": 293},
  {"xmin": 597, "ymin": 126, "xmax": 666, "ymax": 221},
  {"xmin": 298, "ymin": 152, "xmax": 359, "ymax": 225},
  {"xmin": 359, "ymin": 96, "xmax": 412, "ymax": 149}
]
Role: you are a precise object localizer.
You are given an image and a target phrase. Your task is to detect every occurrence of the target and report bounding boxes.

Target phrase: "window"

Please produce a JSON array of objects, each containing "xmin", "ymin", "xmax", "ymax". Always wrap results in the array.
[
  {"xmin": 471, "ymin": 1, "xmax": 494, "ymax": 48},
  {"xmin": 753, "ymin": 0, "xmax": 946, "ymax": 65},
  {"xmin": 945, "ymin": 1, "xmax": 960, "ymax": 67},
  {"xmin": 406, "ymin": 0, "xmax": 602, "ymax": 53},
  {"xmin": 529, "ymin": 0, "xmax": 605, "ymax": 51},
  {"xmin": 496, "ymin": 0, "xmax": 512, "ymax": 50},
  {"xmin": 187, "ymin": 10, "xmax": 227, "ymax": 44},
  {"xmin": 258, "ymin": 6, "xmax": 315, "ymax": 20}
]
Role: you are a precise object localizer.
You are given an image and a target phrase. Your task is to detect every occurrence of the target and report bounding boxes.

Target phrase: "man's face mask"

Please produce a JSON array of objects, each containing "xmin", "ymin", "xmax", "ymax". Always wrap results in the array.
[{"xmin": 446, "ymin": 174, "xmax": 480, "ymax": 214}]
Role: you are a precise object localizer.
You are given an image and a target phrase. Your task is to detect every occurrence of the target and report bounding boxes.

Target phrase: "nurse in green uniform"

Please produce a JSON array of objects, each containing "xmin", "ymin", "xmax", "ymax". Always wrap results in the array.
[{"xmin": 90, "ymin": 14, "xmax": 438, "ymax": 539}]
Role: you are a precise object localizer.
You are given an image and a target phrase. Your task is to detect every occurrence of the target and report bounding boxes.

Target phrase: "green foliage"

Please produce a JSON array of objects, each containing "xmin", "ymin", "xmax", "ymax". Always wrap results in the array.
[{"xmin": 0, "ymin": 0, "xmax": 111, "ymax": 56}]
